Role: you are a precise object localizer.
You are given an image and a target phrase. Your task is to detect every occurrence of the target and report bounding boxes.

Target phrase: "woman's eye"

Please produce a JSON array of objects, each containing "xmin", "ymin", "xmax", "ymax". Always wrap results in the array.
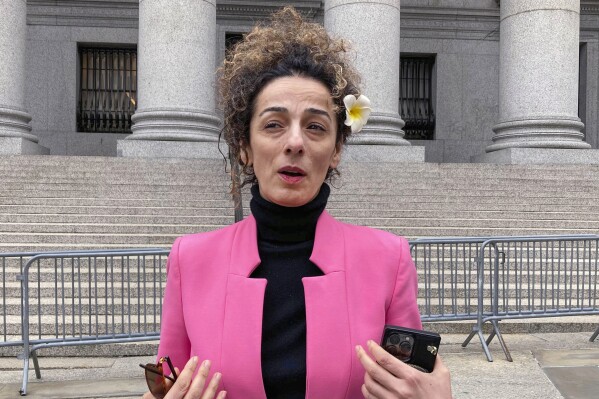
[
  {"xmin": 264, "ymin": 121, "xmax": 282, "ymax": 129},
  {"xmin": 307, "ymin": 123, "xmax": 326, "ymax": 131}
]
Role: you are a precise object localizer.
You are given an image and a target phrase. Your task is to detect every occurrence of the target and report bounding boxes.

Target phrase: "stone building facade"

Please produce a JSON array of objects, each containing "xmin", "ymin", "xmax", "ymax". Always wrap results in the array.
[{"xmin": 1, "ymin": 0, "xmax": 599, "ymax": 163}]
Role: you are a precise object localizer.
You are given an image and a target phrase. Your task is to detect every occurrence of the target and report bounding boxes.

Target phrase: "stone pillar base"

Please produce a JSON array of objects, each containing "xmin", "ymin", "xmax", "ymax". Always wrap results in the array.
[
  {"xmin": 129, "ymin": 108, "xmax": 221, "ymax": 141},
  {"xmin": 0, "ymin": 137, "xmax": 49, "ymax": 155},
  {"xmin": 342, "ymin": 144, "xmax": 425, "ymax": 163},
  {"xmin": 487, "ymin": 117, "xmax": 589, "ymax": 152},
  {"xmin": 117, "ymin": 139, "xmax": 226, "ymax": 159},
  {"xmin": 354, "ymin": 113, "xmax": 411, "ymax": 146},
  {"xmin": 472, "ymin": 148, "xmax": 599, "ymax": 165}
]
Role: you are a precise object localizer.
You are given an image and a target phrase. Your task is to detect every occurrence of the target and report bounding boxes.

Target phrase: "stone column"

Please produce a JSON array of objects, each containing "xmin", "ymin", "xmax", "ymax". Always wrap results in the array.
[
  {"xmin": 486, "ymin": 0, "xmax": 589, "ymax": 153},
  {"xmin": 0, "ymin": 0, "xmax": 48, "ymax": 155},
  {"xmin": 324, "ymin": 0, "xmax": 412, "ymax": 149},
  {"xmin": 118, "ymin": 0, "xmax": 221, "ymax": 158}
]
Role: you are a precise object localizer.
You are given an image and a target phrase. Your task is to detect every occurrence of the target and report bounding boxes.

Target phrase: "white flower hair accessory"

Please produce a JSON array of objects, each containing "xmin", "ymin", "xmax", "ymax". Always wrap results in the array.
[{"xmin": 343, "ymin": 94, "xmax": 371, "ymax": 133}]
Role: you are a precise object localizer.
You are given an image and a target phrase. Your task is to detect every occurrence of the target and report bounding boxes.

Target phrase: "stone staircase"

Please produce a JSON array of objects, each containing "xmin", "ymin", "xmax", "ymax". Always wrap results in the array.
[{"xmin": 0, "ymin": 155, "xmax": 598, "ymax": 355}]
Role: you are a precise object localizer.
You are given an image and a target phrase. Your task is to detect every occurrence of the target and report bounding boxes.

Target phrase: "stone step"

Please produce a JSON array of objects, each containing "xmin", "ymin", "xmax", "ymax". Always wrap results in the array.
[
  {"xmin": 0, "ymin": 208, "xmax": 597, "ymax": 222},
  {"xmin": 2, "ymin": 295, "xmax": 594, "ymax": 320},
  {"xmin": 0, "ymin": 320, "xmax": 160, "ymax": 337},
  {"xmin": 0, "ymin": 221, "xmax": 233, "ymax": 234},
  {"xmin": 3, "ymin": 170, "xmax": 599, "ymax": 187},
  {"xmin": 0, "ymin": 205, "xmax": 234, "ymax": 216},
  {"xmin": 0, "ymin": 183, "xmax": 229, "ymax": 193},
  {"xmin": 0, "ymin": 189, "xmax": 232, "ymax": 201},
  {"xmin": 1, "ymin": 302, "xmax": 163, "ymax": 317},
  {"xmin": 0, "ymin": 198, "xmax": 235, "ymax": 209},
  {"xmin": 2, "ymin": 269, "xmax": 594, "ymax": 284},
  {"xmin": 422, "ymin": 315, "xmax": 599, "ymax": 335},
  {"xmin": 0, "ymin": 286, "xmax": 592, "ymax": 305},
  {"xmin": 0, "ymin": 203, "xmax": 595, "ymax": 220},
  {"xmin": 2, "ymin": 286, "xmax": 593, "ymax": 315},
  {"xmin": 0, "ymin": 155, "xmax": 226, "ymax": 169},
  {"xmin": 1, "ymin": 274, "xmax": 591, "ymax": 297},
  {"xmin": 0, "ymin": 219, "xmax": 596, "ymax": 235},
  {"xmin": 4, "ymin": 178, "xmax": 599, "ymax": 194},
  {"xmin": 2, "ymin": 256, "xmax": 594, "ymax": 273},
  {"xmin": 2, "ymin": 263, "xmax": 594, "ymax": 286},
  {"xmin": 3, "ymin": 183, "xmax": 599, "ymax": 199},
  {"xmin": 0, "ymin": 244, "xmax": 168, "ymax": 252},
  {"xmin": 0, "ymin": 318, "xmax": 595, "ymax": 359},
  {"xmin": 0, "ymin": 232, "xmax": 197, "ymax": 245},
  {"xmin": 0, "ymin": 199, "xmax": 594, "ymax": 215},
  {"xmin": 0, "ymin": 198, "xmax": 595, "ymax": 213},
  {"xmin": 0, "ymin": 157, "xmax": 597, "ymax": 354},
  {"xmin": 339, "ymin": 217, "xmax": 599, "ymax": 229},
  {"xmin": 0, "ymin": 226, "xmax": 596, "ymax": 244},
  {"xmin": 1, "ymin": 286, "xmax": 165, "ymax": 299},
  {"xmin": 0, "ymin": 229, "xmax": 596, "ymax": 253},
  {"xmin": 0, "ymin": 321, "xmax": 596, "ymax": 346},
  {"xmin": 2, "ymin": 155, "xmax": 598, "ymax": 176},
  {"xmin": 0, "ymin": 341, "xmax": 159, "ymax": 357},
  {"xmin": 1, "ymin": 307, "xmax": 596, "ymax": 337}
]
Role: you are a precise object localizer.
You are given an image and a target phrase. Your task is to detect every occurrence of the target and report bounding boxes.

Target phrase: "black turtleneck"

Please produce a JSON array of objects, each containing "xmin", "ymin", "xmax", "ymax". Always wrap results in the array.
[{"xmin": 249, "ymin": 184, "xmax": 329, "ymax": 399}]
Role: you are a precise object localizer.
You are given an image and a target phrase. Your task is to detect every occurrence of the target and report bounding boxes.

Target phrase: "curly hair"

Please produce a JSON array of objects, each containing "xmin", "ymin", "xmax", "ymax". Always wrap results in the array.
[{"xmin": 218, "ymin": 6, "xmax": 362, "ymax": 187}]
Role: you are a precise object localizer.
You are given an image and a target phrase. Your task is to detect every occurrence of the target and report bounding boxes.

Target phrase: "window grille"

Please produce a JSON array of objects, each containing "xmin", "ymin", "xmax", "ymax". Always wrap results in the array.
[
  {"xmin": 225, "ymin": 33, "xmax": 244, "ymax": 51},
  {"xmin": 77, "ymin": 47, "xmax": 137, "ymax": 133},
  {"xmin": 399, "ymin": 56, "xmax": 435, "ymax": 140},
  {"xmin": 579, "ymin": 43, "xmax": 587, "ymax": 135}
]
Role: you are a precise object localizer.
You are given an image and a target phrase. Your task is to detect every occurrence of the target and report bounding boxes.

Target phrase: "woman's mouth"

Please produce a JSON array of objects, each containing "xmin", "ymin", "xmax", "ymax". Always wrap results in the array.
[{"xmin": 278, "ymin": 167, "xmax": 306, "ymax": 184}]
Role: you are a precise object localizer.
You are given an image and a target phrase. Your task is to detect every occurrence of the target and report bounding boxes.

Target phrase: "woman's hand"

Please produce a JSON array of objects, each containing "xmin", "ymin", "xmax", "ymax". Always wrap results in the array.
[
  {"xmin": 356, "ymin": 340, "xmax": 452, "ymax": 399},
  {"xmin": 142, "ymin": 357, "xmax": 227, "ymax": 399}
]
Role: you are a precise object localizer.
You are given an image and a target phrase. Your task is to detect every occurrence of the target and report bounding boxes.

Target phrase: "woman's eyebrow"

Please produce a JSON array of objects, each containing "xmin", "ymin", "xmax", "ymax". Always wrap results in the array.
[
  {"xmin": 258, "ymin": 106, "xmax": 331, "ymax": 121},
  {"xmin": 259, "ymin": 106, "xmax": 287, "ymax": 116},
  {"xmin": 306, "ymin": 107, "xmax": 331, "ymax": 121}
]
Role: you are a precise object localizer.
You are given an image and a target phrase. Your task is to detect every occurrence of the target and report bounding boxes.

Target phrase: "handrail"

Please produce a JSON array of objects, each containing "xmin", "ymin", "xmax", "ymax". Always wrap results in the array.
[{"xmin": 0, "ymin": 248, "xmax": 169, "ymax": 396}]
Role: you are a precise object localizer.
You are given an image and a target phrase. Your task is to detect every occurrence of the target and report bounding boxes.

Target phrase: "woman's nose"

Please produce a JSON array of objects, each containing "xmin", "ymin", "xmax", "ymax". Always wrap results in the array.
[{"xmin": 284, "ymin": 123, "xmax": 305, "ymax": 155}]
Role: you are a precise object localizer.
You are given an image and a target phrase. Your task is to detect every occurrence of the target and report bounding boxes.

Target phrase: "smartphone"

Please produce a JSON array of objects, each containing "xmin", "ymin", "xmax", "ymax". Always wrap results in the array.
[{"xmin": 380, "ymin": 325, "xmax": 441, "ymax": 373}]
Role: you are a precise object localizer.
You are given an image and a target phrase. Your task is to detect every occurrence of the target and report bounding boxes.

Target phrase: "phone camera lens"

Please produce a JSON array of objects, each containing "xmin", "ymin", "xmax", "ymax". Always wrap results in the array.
[
  {"xmin": 385, "ymin": 345, "xmax": 398, "ymax": 356},
  {"xmin": 389, "ymin": 334, "xmax": 401, "ymax": 345},
  {"xmin": 399, "ymin": 340, "xmax": 412, "ymax": 357}
]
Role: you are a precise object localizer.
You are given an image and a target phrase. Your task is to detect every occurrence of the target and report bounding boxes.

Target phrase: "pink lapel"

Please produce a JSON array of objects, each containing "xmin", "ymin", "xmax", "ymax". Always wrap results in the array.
[
  {"xmin": 304, "ymin": 211, "xmax": 352, "ymax": 399},
  {"xmin": 221, "ymin": 216, "xmax": 267, "ymax": 398},
  {"xmin": 222, "ymin": 213, "xmax": 353, "ymax": 399}
]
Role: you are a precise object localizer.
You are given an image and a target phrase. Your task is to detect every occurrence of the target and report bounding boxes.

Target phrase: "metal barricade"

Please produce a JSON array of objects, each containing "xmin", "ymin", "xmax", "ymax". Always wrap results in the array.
[
  {"xmin": 1, "ymin": 249, "xmax": 165, "ymax": 351},
  {"xmin": 409, "ymin": 238, "xmax": 494, "ymax": 323},
  {"xmin": 462, "ymin": 235, "xmax": 599, "ymax": 362},
  {"xmin": 4, "ymin": 235, "xmax": 599, "ymax": 394},
  {"xmin": 0, "ymin": 248, "xmax": 169, "ymax": 396},
  {"xmin": 410, "ymin": 235, "xmax": 599, "ymax": 362}
]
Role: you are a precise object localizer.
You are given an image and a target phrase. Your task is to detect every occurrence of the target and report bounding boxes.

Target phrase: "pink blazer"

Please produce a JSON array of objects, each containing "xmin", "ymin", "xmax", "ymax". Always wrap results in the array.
[{"xmin": 157, "ymin": 210, "xmax": 421, "ymax": 399}]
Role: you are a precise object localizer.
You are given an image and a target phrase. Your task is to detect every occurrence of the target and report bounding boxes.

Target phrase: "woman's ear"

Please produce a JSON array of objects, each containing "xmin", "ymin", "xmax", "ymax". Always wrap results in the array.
[
  {"xmin": 330, "ymin": 142, "xmax": 342, "ymax": 169},
  {"xmin": 240, "ymin": 144, "xmax": 253, "ymax": 167}
]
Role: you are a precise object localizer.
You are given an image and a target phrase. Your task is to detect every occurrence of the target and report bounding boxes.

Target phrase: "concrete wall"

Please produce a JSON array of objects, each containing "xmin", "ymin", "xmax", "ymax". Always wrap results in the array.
[
  {"xmin": 401, "ymin": 0, "xmax": 500, "ymax": 162},
  {"xmin": 25, "ymin": 1, "xmax": 138, "ymax": 156},
  {"xmin": 580, "ymin": 5, "xmax": 599, "ymax": 150},
  {"xmin": 22, "ymin": 0, "xmax": 598, "ymax": 162}
]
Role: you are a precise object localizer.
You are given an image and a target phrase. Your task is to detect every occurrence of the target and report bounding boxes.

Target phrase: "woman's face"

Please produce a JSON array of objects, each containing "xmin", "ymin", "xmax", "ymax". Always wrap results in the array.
[{"xmin": 245, "ymin": 76, "xmax": 341, "ymax": 207}]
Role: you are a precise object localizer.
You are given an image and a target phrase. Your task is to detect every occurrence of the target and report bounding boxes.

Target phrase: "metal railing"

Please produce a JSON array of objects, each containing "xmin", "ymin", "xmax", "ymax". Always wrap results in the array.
[
  {"xmin": 400, "ymin": 55, "xmax": 436, "ymax": 140},
  {"xmin": 410, "ymin": 235, "xmax": 599, "ymax": 362},
  {"xmin": 77, "ymin": 47, "xmax": 137, "ymax": 133},
  {"xmin": 464, "ymin": 236, "xmax": 599, "ymax": 362},
  {"xmin": 0, "ymin": 248, "xmax": 169, "ymax": 396},
  {"xmin": 3, "ymin": 235, "xmax": 599, "ymax": 394},
  {"xmin": 410, "ymin": 237, "xmax": 494, "ymax": 322}
]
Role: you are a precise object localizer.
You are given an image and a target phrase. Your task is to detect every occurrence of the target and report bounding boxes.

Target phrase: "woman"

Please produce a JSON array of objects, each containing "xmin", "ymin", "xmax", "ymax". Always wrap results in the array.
[{"xmin": 142, "ymin": 7, "xmax": 451, "ymax": 399}]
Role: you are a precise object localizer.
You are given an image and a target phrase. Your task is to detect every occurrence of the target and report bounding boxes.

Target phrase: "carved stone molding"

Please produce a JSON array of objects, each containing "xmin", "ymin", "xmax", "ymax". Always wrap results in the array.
[
  {"xmin": 582, "ymin": 0, "xmax": 599, "ymax": 14},
  {"xmin": 216, "ymin": 0, "xmax": 322, "ymax": 20},
  {"xmin": 26, "ymin": 0, "xmax": 323, "ymax": 26},
  {"xmin": 27, "ymin": 0, "xmax": 138, "ymax": 27},
  {"xmin": 400, "ymin": 6, "xmax": 500, "ymax": 40}
]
